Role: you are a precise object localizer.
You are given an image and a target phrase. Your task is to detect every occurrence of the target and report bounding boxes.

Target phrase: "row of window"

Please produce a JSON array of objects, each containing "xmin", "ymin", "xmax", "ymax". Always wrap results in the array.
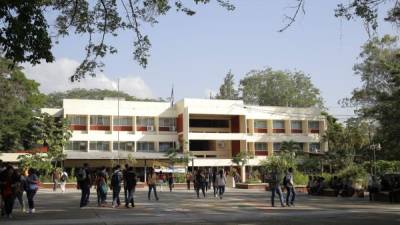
[
  {"xmin": 65, "ymin": 141, "xmax": 175, "ymax": 152},
  {"xmin": 254, "ymin": 142, "xmax": 321, "ymax": 152},
  {"xmin": 67, "ymin": 115, "xmax": 176, "ymax": 131},
  {"xmin": 254, "ymin": 120, "xmax": 319, "ymax": 129}
]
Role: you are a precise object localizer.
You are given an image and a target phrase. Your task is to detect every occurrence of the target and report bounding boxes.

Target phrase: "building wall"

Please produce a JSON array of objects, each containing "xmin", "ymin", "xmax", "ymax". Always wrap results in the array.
[{"xmin": 42, "ymin": 98, "xmax": 328, "ymax": 167}]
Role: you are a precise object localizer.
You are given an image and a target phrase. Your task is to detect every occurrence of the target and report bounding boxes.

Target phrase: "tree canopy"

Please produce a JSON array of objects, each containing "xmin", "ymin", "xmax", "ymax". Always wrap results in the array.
[
  {"xmin": 0, "ymin": 58, "xmax": 46, "ymax": 151},
  {"xmin": 215, "ymin": 70, "xmax": 239, "ymax": 100},
  {"xmin": 45, "ymin": 88, "xmax": 161, "ymax": 108},
  {"xmin": 239, "ymin": 68, "xmax": 324, "ymax": 108},
  {"xmin": 343, "ymin": 35, "xmax": 400, "ymax": 159}
]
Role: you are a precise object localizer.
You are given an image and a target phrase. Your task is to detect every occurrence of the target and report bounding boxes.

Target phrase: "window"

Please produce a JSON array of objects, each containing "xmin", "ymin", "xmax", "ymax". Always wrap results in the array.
[
  {"xmin": 291, "ymin": 121, "xmax": 303, "ymax": 133},
  {"xmin": 273, "ymin": 143, "xmax": 281, "ymax": 151},
  {"xmin": 67, "ymin": 115, "xmax": 87, "ymax": 130},
  {"xmin": 137, "ymin": 117, "xmax": 154, "ymax": 126},
  {"xmin": 113, "ymin": 142, "xmax": 134, "ymax": 151},
  {"xmin": 273, "ymin": 120, "xmax": 285, "ymax": 133},
  {"xmin": 189, "ymin": 119, "xmax": 229, "ymax": 128},
  {"xmin": 89, "ymin": 141, "xmax": 110, "ymax": 151},
  {"xmin": 137, "ymin": 142, "xmax": 155, "ymax": 152},
  {"xmin": 255, "ymin": 142, "xmax": 267, "ymax": 151},
  {"xmin": 113, "ymin": 116, "xmax": 132, "ymax": 126},
  {"xmin": 254, "ymin": 120, "xmax": 267, "ymax": 129},
  {"xmin": 159, "ymin": 142, "xmax": 175, "ymax": 152},
  {"xmin": 67, "ymin": 115, "xmax": 87, "ymax": 125},
  {"xmin": 189, "ymin": 140, "xmax": 211, "ymax": 151},
  {"xmin": 159, "ymin": 118, "xmax": 176, "ymax": 131},
  {"xmin": 309, "ymin": 143, "xmax": 320, "ymax": 153},
  {"xmin": 65, "ymin": 141, "xmax": 87, "ymax": 151},
  {"xmin": 308, "ymin": 121, "xmax": 320, "ymax": 133},
  {"xmin": 90, "ymin": 116, "xmax": 110, "ymax": 125}
]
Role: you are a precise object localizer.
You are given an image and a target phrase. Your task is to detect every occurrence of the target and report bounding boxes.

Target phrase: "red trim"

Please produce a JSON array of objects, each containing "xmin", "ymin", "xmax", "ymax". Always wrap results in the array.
[
  {"xmin": 273, "ymin": 128, "xmax": 285, "ymax": 133},
  {"xmin": 231, "ymin": 116, "xmax": 240, "ymax": 133},
  {"xmin": 255, "ymin": 151, "xmax": 268, "ymax": 156},
  {"xmin": 70, "ymin": 125, "xmax": 87, "ymax": 131},
  {"xmin": 16, "ymin": 146, "xmax": 48, "ymax": 153},
  {"xmin": 231, "ymin": 140, "xmax": 240, "ymax": 157},
  {"xmin": 177, "ymin": 114, "xmax": 183, "ymax": 133},
  {"xmin": 159, "ymin": 127, "xmax": 174, "ymax": 132},
  {"xmin": 310, "ymin": 129, "xmax": 320, "ymax": 133},
  {"xmin": 90, "ymin": 125, "xmax": 110, "ymax": 131},
  {"xmin": 291, "ymin": 129, "xmax": 303, "ymax": 133},
  {"xmin": 113, "ymin": 126, "xmax": 133, "ymax": 131},
  {"xmin": 254, "ymin": 128, "xmax": 268, "ymax": 133},
  {"xmin": 136, "ymin": 126, "xmax": 147, "ymax": 131}
]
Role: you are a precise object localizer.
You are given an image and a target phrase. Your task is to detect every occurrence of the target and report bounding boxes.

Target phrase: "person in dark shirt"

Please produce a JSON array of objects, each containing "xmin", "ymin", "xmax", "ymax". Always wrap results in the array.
[{"xmin": 125, "ymin": 167, "xmax": 137, "ymax": 208}]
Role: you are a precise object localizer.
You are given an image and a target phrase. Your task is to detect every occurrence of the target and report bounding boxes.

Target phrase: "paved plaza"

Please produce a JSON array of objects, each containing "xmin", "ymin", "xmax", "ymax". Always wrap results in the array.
[{"xmin": 1, "ymin": 188, "xmax": 399, "ymax": 225}]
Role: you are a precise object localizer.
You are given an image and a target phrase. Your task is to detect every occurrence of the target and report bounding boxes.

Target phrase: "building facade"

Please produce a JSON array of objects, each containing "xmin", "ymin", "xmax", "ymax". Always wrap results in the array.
[{"xmin": 43, "ymin": 98, "xmax": 327, "ymax": 176}]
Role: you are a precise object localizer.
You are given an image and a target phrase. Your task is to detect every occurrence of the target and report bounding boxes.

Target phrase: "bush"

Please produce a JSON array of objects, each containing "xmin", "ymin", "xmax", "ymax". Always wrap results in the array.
[
  {"xmin": 293, "ymin": 171, "xmax": 308, "ymax": 185},
  {"xmin": 337, "ymin": 164, "xmax": 368, "ymax": 187},
  {"xmin": 174, "ymin": 173, "xmax": 186, "ymax": 183},
  {"xmin": 246, "ymin": 170, "xmax": 262, "ymax": 184}
]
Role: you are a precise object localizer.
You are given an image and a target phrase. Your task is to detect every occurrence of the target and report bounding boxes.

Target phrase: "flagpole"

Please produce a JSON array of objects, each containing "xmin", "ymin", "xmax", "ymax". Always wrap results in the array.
[{"xmin": 117, "ymin": 78, "xmax": 120, "ymax": 165}]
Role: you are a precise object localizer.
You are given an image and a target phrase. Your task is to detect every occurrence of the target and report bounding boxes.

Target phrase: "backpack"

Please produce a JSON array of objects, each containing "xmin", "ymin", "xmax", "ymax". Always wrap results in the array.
[
  {"xmin": 283, "ymin": 174, "xmax": 291, "ymax": 186},
  {"xmin": 60, "ymin": 173, "xmax": 67, "ymax": 182},
  {"xmin": 111, "ymin": 172, "xmax": 121, "ymax": 187},
  {"xmin": 77, "ymin": 168, "xmax": 87, "ymax": 182}
]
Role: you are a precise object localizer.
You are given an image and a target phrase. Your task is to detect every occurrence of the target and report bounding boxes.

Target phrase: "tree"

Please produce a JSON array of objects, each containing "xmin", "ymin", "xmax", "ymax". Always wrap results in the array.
[
  {"xmin": 322, "ymin": 113, "xmax": 370, "ymax": 172},
  {"xmin": 343, "ymin": 35, "xmax": 400, "ymax": 159},
  {"xmin": 45, "ymin": 88, "xmax": 161, "ymax": 108},
  {"xmin": 0, "ymin": 1, "xmax": 235, "ymax": 81},
  {"xmin": 239, "ymin": 68, "xmax": 324, "ymax": 108},
  {"xmin": 24, "ymin": 113, "xmax": 72, "ymax": 167},
  {"xmin": 280, "ymin": 140, "xmax": 302, "ymax": 156},
  {"xmin": 215, "ymin": 70, "xmax": 239, "ymax": 100},
  {"xmin": 0, "ymin": 58, "xmax": 46, "ymax": 152}
]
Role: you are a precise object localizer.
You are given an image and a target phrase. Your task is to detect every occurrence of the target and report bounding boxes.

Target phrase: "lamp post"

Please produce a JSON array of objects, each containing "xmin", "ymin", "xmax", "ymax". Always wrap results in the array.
[{"xmin": 371, "ymin": 143, "xmax": 381, "ymax": 176}]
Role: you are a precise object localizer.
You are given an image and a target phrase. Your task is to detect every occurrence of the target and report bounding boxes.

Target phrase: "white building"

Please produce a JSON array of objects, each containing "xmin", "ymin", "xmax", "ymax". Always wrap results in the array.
[{"xmin": 42, "ymin": 98, "xmax": 327, "ymax": 179}]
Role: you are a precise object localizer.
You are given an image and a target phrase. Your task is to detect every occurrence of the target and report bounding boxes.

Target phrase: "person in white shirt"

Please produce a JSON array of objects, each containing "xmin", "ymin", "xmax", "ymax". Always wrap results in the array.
[
  {"xmin": 215, "ymin": 170, "xmax": 226, "ymax": 199},
  {"xmin": 60, "ymin": 170, "xmax": 68, "ymax": 193}
]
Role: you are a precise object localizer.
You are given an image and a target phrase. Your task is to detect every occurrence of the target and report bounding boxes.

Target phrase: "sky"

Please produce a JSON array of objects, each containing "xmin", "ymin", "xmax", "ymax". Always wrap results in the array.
[{"xmin": 23, "ymin": 1, "xmax": 398, "ymax": 119}]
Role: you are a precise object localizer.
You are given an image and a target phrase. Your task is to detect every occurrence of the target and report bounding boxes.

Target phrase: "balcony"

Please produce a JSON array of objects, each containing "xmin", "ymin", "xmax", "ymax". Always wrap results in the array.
[
  {"xmin": 69, "ymin": 125, "xmax": 87, "ymax": 131},
  {"xmin": 90, "ymin": 125, "xmax": 110, "ymax": 131},
  {"xmin": 113, "ymin": 125, "xmax": 133, "ymax": 131}
]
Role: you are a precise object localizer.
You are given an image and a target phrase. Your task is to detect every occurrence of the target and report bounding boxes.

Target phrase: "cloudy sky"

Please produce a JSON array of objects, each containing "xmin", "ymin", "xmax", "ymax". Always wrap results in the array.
[{"xmin": 22, "ymin": 1, "xmax": 398, "ymax": 119}]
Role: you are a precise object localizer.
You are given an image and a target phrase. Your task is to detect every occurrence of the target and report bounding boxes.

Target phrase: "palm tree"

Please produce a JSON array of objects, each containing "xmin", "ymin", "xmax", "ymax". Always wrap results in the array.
[{"xmin": 280, "ymin": 140, "xmax": 301, "ymax": 157}]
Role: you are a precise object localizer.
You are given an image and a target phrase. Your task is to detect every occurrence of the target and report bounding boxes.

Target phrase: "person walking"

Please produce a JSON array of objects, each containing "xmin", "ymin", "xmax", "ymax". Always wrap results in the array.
[
  {"xmin": 122, "ymin": 164, "xmax": 129, "ymax": 206},
  {"xmin": 204, "ymin": 171, "xmax": 209, "ymax": 192},
  {"xmin": 216, "ymin": 170, "xmax": 226, "ymax": 199},
  {"xmin": 212, "ymin": 169, "xmax": 218, "ymax": 197},
  {"xmin": 60, "ymin": 170, "xmax": 68, "ymax": 193},
  {"xmin": 77, "ymin": 163, "xmax": 91, "ymax": 208},
  {"xmin": 147, "ymin": 168, "xmax": 159, "ymax": 201},
  {"xmin": 0, "ymin": 161, "xmax": 6, "ymax": 217},
  {"xmin": 1, "ymin": 166, "xmax": 15, "ymax": 218},
  {"xmin": 111, "ymin": 165, "xmax": 123, "ymax": 208},
  {"xmin": 195, "ymin": 170, "xmax": 206, "ymax": 198},
  {"xmin": 186, "ymin": 172, "xmax": 192, "ymax": 190},
  {"xmin": 125, "ymin": 167, "xmax": 137, "ymax": 208},
  {"xmin": 168, "ymin": 174, "xmax": 174, "ymax": 192},
  {"xmin": 26, "ymin": 168, "xmax": 39, "ymax": 214},
  {"xmin": 96, "ymin": 167, "xmax": 108, "ymax": 207},
  {"xmin": 52, "ymin": 169, "xmax": 60, "ymax": 192},
  {"xmin": 12, "ymin": 169, "xmax": 26, "ymax": 212},
  {"xmin": 284, "ymin": 167, "xmax": 296, "ymax": 207},
  {"xmin": 270, "ymin": 170, "xmax": 285, "ymax": 207}
]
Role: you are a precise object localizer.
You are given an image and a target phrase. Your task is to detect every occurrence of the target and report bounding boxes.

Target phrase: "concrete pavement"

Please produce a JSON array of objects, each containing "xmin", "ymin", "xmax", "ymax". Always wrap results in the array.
[{"xmin": 1, "ymin": 188, "xmax": 400, "ymax": 225}]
